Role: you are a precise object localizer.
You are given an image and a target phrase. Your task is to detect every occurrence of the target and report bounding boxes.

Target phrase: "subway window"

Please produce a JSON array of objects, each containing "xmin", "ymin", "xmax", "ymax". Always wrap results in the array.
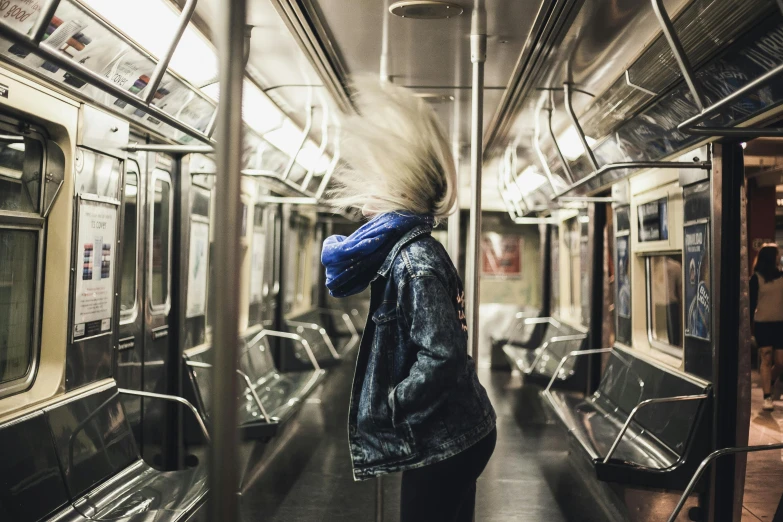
[
  {"xmin": 646, "ymin": 254, "xmax": 683, "ymax": 356},
  {"xmin": 0, "ymin": 230, "xmax": 38, "ymax": 387},
  {"xmin": 149, "ymin": 170, "xmax": 172, "ymax": 310},
  {"xmin": 120, "ymin": 167, "xmax": 139, "ymax": 320},
  {"xmin": 0, "ymin": 125, "xmax": 44, "ymax": 399}
]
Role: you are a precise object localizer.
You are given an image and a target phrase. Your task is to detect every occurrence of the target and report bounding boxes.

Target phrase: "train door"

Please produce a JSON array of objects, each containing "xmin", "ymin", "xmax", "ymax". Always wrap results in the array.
[
  {"xmin": 116, "ymin": 145, "xmax": 146, "ymax": 442},
  {"xmin": 142, "ymin": 152, "xmax": 178, "ymax": 469},
  {"xmin": 740, "ymin": 138, "xmax": 783, "ymax": 521}
]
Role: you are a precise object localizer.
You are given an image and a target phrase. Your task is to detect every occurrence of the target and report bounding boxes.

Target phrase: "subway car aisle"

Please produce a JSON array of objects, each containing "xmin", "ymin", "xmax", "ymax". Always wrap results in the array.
[{"xmin": 239, "ymin": 347, "xmax": 606, "ymax": 522}]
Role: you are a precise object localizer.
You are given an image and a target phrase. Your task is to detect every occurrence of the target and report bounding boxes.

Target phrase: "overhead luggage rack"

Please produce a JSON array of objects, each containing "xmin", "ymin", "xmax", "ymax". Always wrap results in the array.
[
  {"xmin": 652, "ymin": 0, "xmax": 783, "ymax": 138},
  {"xmin": 0, "ymin": 0, "xmax": 215, "ymax": 143},
  {"xmin": 547, "ymin": 82, "xmax": 712, "ymax": 199}
]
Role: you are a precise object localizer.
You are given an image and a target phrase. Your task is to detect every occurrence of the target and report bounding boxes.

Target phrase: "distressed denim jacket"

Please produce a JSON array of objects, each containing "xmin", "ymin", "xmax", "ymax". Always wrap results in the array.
[{"xmin": 348, "ymin": 225, "xmax": 496, "ymax": 480}]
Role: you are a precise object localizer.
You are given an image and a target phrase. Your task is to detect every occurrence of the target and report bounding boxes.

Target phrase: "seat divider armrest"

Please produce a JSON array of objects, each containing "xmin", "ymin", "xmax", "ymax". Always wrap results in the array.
[
  {"xmin": 602, "ymin": 394, "xmax": 709, "ymax": 464},
  {"xmin": 119, "ymin": 388, "xmax": 211, "ymax": 443}
]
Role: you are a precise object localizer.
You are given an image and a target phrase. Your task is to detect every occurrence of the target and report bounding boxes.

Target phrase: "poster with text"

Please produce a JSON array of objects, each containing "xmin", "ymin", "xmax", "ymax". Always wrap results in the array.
[
  {"xmin": 481, "ymin": 234, "xmax": 521, "ymax": 277},
  {"xmin": 617, "ymin": 235, "xmax": 631, "ymax": 318},
  {"xmin": 685, "ymin": 222, "xmax": 711, "ymax": 340},
  {"xmin": 186, "ymin": 220, "xmax": 209, "ymax": 318},
  {"xmin": 73, "ymin": 200, "xmax": 117, "ymax": 340}
]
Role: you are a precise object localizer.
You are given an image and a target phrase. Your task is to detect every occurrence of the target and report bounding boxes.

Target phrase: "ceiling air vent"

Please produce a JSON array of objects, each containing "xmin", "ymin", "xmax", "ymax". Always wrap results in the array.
[{"xmin": 389, "ymin": 1, "xmax": 464, "ymax": 19}]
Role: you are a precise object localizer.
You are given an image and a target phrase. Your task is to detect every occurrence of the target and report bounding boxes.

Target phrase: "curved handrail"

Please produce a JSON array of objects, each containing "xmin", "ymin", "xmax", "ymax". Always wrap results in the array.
[
  {"xmin": 668, "ymin": 443, "xmax": 783, "ymax": 522},
  {"xmin": 119, "ymin": 388, "xmax": 210, "ymax": 443}
]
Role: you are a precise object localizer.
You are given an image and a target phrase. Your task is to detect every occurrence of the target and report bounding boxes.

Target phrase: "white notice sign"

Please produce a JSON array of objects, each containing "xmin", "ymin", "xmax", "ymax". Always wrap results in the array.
[
  {"xmin": 186, "ymin": 220, "xmax": 209, "ymax": 318},
  {"xmin": 73, "ymin": 200, "xmax": 117, "ymax": 340}
]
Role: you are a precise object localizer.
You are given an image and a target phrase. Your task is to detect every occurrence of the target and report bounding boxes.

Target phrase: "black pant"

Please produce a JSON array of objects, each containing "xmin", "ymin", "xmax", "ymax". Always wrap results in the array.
[{"xmin": 400, "ymin": 427, "xmax": 497, "ymax": 522}]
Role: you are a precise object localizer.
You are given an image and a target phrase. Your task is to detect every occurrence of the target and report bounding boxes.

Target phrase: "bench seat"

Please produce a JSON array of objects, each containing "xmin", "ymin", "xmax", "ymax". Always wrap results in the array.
[
  {"xmin": 501, "ymin": 317, "xmax": 588, "ymax": 389},
  {"xmin": 185, "ymin": 327, "xmax": 324, "ymax": 440},
  {"xmin": 544, "ymin": 347, "xmax": 712, "ymax": 489},
  {"xmin": 0, "ymin": 382, "xmax": 208, "ymax": 522}
]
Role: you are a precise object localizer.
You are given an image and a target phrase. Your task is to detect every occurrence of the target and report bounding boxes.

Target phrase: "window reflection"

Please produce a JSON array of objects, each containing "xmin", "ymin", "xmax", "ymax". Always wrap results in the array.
[
  {"xmin": 0, "ymin": 136, "xmax": 42, "ymax": 213},
  {"xmin": 0, "ymin": 229, "xmax": 37, "ymax": 385},
  {"xmin": 120, "ymin": 171, "xmax": 138, "ymax": 314},
  {"xmin": 150, "ymin": 173, "xmax": 170, "ymax": 308},
  {"xmin": 648, "ymin": 255, "xmax": 683, "ymax": 350}
]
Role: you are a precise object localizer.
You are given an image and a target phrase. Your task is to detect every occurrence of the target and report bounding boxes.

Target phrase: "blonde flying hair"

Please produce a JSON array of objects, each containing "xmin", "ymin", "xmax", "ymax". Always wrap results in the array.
[{"xmin": 329, "ymin": 78, "xmax": 458, "ymax": 223}]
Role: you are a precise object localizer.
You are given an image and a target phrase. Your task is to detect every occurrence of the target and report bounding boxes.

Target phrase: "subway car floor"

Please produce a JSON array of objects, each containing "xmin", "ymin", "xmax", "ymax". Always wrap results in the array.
[
  {"xmin": 237, "ymin": 350, "xmax": 607, "ymax": 522},
  {"xmin": 743, "ymin": 371, "xmax": 783, "ymax": 521}
]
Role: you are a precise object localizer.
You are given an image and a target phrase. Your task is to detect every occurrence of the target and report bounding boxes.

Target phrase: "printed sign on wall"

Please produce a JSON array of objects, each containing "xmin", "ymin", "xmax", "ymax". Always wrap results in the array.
[
  {"xmin": 186, "ymin": 220, "xmax": 209, "ymax": 318},
  {"xmin": 73, "ymin": 200, "xmax": 117, "ymax": 340},
  {"xmin": 481, "ymin": 234, "xmax": 521, "ymax": 277},
  {"xmin": 685, "ymin": 222, "xmax": 711, "ymax": 341}
]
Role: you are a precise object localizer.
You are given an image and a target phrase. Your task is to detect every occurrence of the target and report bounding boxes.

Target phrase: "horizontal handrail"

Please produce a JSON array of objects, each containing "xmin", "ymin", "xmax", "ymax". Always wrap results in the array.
[
  {"xmin": 523, "ymin": 316, "xmax": 561, "ymax": 329},
  {"xmin": 185, "ymin": 360, "xmax": 273, "ymax": 425},
  {"xmin": 603, "ymin": 394, "xmax": 708, "ymax": 464},
  {"xmin": 527, "ymin": 335, "xmax": 588, "ymax": 374},
  {"xmin": 668, "ymin": 442, "xmax": 783, "ymax": 522},
  {"xmin": 554, "ymin": 161, "xmax": 711, "ymax": 198},
  {"xmin": 119, "ymin": 388, "xmax": 210, "ymax": 442},
  {"xmin": 543, "ymin": 348, "xmax": 612, "ymax": 394},
  {"xmin": 286, "ymin": 320, "xmax": 340, "ymax": 359},
  {"xmin": 251, "ymin": 329, "xmax": 322, "ymax": 372}
]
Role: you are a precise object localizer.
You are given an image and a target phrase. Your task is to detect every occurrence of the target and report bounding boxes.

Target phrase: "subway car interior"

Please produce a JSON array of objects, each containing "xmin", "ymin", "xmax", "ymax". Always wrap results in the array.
[{"xmin": 3, "ymin": 0, "xmax": 783, "ymax": 521}]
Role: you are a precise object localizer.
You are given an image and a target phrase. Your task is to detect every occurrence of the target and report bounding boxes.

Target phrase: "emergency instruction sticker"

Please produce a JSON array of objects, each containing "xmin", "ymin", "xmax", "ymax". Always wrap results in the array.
[
  {"xmin": 684, "ymin": 222, "xmax": 710, "ymax": 341},
  {"xmin": 72, "ymin": 200, "xmax": 117, "ymax": 341}
]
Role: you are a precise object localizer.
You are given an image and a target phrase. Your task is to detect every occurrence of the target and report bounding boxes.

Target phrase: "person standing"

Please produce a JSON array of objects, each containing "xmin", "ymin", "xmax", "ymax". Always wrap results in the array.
[
  {"xmin": 750, "ymin": 243, "xmax": 783, "ymax": 411},
  {"xmin": 321, "ymin": 79, "xmax": 497, "ymax": 522}
]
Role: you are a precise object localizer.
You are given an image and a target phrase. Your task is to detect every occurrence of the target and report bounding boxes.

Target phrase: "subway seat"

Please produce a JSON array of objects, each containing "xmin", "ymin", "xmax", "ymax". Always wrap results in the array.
[{"xmin": 544, "ymin": 348, "xmax": 712, "ymax": 489}]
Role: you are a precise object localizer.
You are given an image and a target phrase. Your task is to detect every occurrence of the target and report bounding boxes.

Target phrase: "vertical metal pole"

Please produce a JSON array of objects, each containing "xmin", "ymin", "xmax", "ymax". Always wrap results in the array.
[
  {"xmin": 448, "ymin": 77, "xmax": 462, "ymax": 266},
  {"xmin": 209, "ymin": 0, "xmax": 246, "ymax": 520},
  {"xmin": 380, "ymin": 0, "xmax": 391, "ymax": 83},
  {"xmin": 466, "ymin": 0, "xmax": 486, "ymax": 362},
  {"xmin": 375, "ymin": 476, "xmax": 384, "ymax": 522}
]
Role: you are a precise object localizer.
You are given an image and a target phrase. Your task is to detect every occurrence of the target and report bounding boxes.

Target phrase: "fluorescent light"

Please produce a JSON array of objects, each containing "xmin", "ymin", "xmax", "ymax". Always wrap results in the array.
[
  {"xmin": 515, "ymin": 165, "xmax": 547, "ymax": 195},
  {"xmin": 556, "ymin": 126, "xmax": 597, "ymax": 161},
  {"xmin": 203, "ymin": 80, "xmax": 287, "ymax": 135},
  {"xmin": 7, "ymin": 142, "xmax": 24, "ymax": 151},
  {"xmin": 263, "ymin": 119, "xmax": 303, "ymax": 156},
  {"xmin": 82, "ymin": 0, "xmax": 217, "ymax": 86}
]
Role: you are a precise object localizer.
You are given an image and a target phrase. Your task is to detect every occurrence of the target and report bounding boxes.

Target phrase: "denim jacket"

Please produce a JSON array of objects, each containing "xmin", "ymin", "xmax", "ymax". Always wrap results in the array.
[{"xmin": 348, "ymin": 225, "xmax": 496, "ymax": 480}]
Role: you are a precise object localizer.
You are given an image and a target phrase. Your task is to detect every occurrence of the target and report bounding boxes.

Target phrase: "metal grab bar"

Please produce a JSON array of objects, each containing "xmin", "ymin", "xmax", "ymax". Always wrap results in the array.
[
  {"xmin": 119, "ymin": 388, "xmax": 210, "ymax": 442},
  {"xmin": 317, "ymin": 308, "xmax": 360, "ymax": 353},
  {"xmin": 287, "ymin": 320, "xmax": 340, "ymax": 359},
  {"xmin": 526, "ymin": 334, "xmax": 588, "ymax": 374},
  {"xmin": 602, "ymin": 394, "xmax": 708, "ymax": 464},
  {"xmin": 144, "ymin": 0, "xmax": 199, "ymax": 103},
  {"xmin": 184, "ymin": 361, "xmax": 273, "ymax": 425},
  {"xmin": 668, "ymin": 443, "xmax": 783, "ymax": 522},
  {"xmin": 523, "ymin": 316, "xmax": 562, "ymax": 328},
  {"xmin": 250, "ymin": 329, "xmax": 322, "ymax": 372},
  {"xmin": 652, "ymin": 0, "xmax": 783, "ymax": 137},
  {"xmin": 543, "ymin": 348, "xmax": 613, "ymax": 395}
]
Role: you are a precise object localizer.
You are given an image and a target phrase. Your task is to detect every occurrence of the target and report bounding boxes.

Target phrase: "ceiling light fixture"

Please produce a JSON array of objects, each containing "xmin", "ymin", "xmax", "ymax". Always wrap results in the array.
[{"xmin": 389, "ymin": 1, "xmax": 464, "ymax": 19}]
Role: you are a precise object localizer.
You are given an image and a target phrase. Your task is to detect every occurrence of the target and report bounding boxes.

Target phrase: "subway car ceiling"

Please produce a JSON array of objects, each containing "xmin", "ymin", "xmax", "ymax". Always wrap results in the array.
[{"xmin": 0, "ymin": 0, "xmax": 779, "ymax": 212}]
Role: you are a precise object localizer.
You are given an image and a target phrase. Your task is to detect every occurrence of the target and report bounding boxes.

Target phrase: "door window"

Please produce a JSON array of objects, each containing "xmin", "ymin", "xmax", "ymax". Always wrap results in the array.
[
  {"xmin": 646, "ymin": 255, "xmax": 684, "ymax": 357},
  {"xmin": 149, "ymin": 170, "xmax": 171, "ymax": 311},
  {"xmin": 120, "ymin": 167, "xmax": 139, "ymax": 320}
]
